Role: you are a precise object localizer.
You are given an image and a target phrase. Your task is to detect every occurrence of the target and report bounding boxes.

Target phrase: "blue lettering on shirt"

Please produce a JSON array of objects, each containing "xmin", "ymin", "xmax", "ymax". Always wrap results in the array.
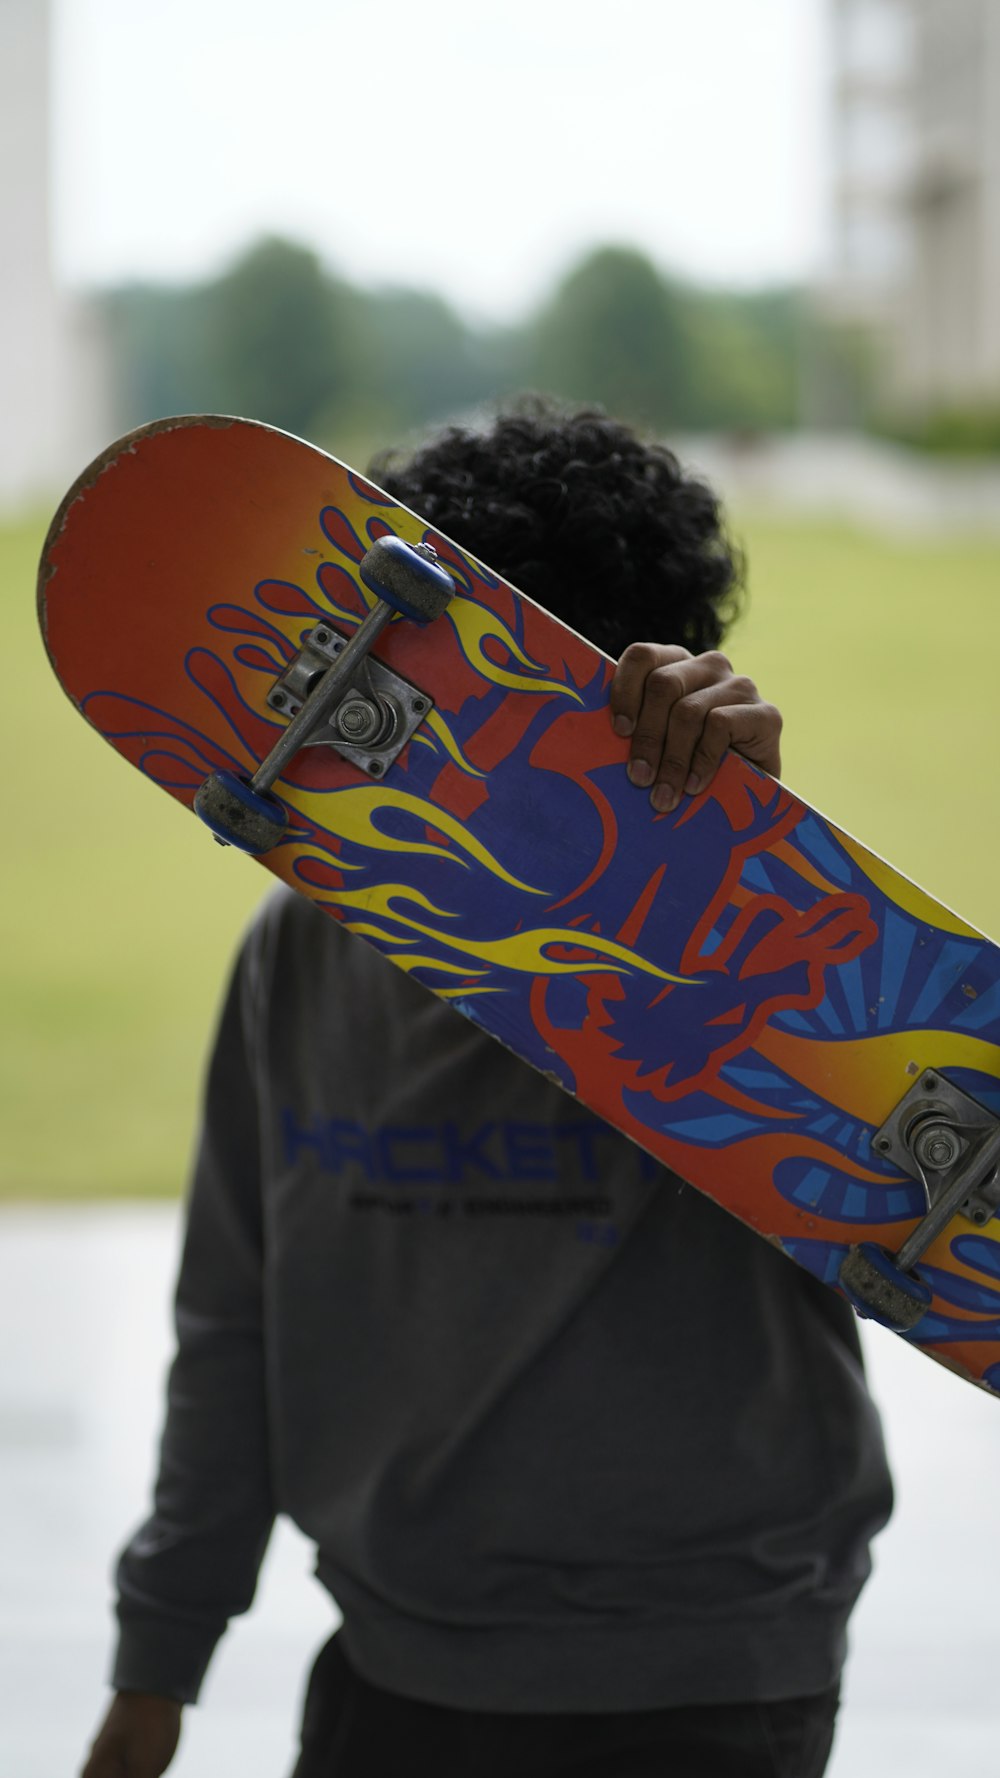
[{"xmin": 279, "ymin": 1108, "xmax": 651, "ymax": 1207}]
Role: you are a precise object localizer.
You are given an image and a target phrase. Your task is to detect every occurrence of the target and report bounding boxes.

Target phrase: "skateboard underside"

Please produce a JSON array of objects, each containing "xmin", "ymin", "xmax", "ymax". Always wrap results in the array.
[{"xmin": 39, "ymin": 417, "xmax": 1000, "ymax": 1393}]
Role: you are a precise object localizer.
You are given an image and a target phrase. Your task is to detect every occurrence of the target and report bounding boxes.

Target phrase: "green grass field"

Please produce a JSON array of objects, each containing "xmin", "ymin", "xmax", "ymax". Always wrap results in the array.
[{"xmin": 4, "ymin": 505, "xmax": 998, "ymax": 1198}]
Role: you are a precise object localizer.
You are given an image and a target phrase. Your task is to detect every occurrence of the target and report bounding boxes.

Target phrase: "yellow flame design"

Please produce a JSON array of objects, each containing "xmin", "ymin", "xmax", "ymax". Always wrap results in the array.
[
  {"xmin": 280, "ymin": 837, "xmax": 365, "ymax": 875},
  {"xmin": 420, "ymin": 707, "xmax": 486, "ymax": 776},
  {"xmin": 348, "ymin": 931, "xmax": 495, "ymax": 994},
  {"xmin": 382, "ymin": 951, "xmax": 490, "ymax": 980},
  {"xmin": 283, "ymin": 781, "xmax": 545, "ymax": 894},
  {"xmin": 447, "ymin": 596, "xmax": 584, "ymax": 704},
  {"xmin": 330, "ymin": 883, "xmax": 697, "ymax": 986}
]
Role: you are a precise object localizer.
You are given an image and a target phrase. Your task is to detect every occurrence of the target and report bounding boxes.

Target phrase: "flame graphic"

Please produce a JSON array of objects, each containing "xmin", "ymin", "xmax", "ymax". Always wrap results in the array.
[
  {"xmin": 318, "ymin": 882, "xmax": 697, "ymax": 988},
  {"xmin": 445, "ymin": 596, "xmax": 584, "ymax": 704},
  {"xmin": 281, "ymin": 780, "xmax": 545, "ymax": 892}
]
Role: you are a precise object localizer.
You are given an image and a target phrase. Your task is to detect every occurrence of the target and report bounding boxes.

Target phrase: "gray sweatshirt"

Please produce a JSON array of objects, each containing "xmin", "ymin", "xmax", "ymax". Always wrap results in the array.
[{"xmin": 112, "ymin": 887, "xmax": 892, "ymax": 1713}]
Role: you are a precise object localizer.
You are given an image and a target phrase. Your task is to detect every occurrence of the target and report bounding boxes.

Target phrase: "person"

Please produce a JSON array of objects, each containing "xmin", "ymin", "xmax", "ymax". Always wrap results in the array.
[{"xmin": 80, "ymin": 400, "xmax": 892, "ymax": 1778}]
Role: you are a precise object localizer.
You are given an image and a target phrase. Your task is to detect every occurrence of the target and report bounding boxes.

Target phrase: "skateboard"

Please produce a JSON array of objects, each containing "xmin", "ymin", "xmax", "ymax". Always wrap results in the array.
[{"xmin": 38, "ymin": 415, "xmax": 1000, "ymax": 1394}]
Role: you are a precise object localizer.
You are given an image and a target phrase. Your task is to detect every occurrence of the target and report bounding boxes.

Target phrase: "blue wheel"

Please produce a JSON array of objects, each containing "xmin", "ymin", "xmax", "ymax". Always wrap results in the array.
[
  {"xmin": 194, "ymin": 770, "xmax": 288, "ymax": 854},
  {"xmin": 359, "ymin": 536, "xmax": 454, "ymax": 623},
  {"xmin": 839, "ymin": 1242, "xmax": 932, "ymax": 1333}
]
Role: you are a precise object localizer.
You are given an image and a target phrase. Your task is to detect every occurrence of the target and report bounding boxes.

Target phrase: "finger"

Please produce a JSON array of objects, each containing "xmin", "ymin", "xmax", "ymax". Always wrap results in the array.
[
  {"xmin": 626, "ymin": 653, "xmax": 732, "ymax": 790},
  {"xmin": 609, "ymin": 642, "xmax": 691, "ymax": 739},
  {"xmin": 645, "ymin": 676, "xmax": 755, "ymax": 810},
  {"xmin": 684, "ymin": 698, "xmax": 782, "ymax": 786},
  {"xmin": 652, "ymin": 695, "xmax": 782, "ymax": 811}
]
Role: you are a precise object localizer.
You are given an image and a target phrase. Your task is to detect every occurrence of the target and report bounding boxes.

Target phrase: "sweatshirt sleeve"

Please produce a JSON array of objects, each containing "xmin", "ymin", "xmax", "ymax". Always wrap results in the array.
[{"xmin": 111, "ymin": 929, "xmax": 275, "ymax": 1704}]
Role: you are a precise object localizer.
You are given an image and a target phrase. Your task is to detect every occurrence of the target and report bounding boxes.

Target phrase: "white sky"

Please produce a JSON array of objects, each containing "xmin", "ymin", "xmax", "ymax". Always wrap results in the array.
[{"xmin": 53, "ymin": 0, "xmax": 831, "ymax": 322}]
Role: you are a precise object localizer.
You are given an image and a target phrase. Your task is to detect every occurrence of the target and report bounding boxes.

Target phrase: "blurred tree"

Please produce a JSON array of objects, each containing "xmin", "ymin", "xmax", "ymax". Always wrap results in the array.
[
  {"xmin": 682, "ymin": 288, "xmax": 803, "ymax": 431},
  {"xmin": 362, "ymin": 288, "xmax": 487, "ymax": 427},
  {"xmin": 530, "ymin": 246, "xmax": 699, "ymax": 430},
  {"xmin": 202, "ymin": 237, "xmax": 369, "ymax": 438}
]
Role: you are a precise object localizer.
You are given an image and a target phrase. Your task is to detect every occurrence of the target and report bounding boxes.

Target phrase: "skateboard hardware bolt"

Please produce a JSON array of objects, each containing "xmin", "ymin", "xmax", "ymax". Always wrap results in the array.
[
  {"xmin": 337, "ymin": 700, "xmax": 376, "ymax": 738},
  {"xmin": 911, "ymin": 1121, "xmax": 963, "ymax": 1172},
  {"xmin": 332, "ymin": 695, "xmax": 392, "ymax": 746}
]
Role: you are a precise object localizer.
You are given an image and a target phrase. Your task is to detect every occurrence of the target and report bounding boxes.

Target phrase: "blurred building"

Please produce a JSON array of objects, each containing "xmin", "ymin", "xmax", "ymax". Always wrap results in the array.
[
  {"xmin": 829, "ymin": 0, "xmax": 1000, "ymax": 414},
  {"xmin": 0, "ymin": 0, "xmax": 110, "ymax": 508}
]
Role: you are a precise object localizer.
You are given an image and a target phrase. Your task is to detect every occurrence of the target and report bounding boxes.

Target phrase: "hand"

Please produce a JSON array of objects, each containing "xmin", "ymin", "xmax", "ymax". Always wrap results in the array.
[
  {"xmin": 609, "ymin": 643, "xmax": 782, "ymax": 812},
  {"xmin": 80, "ymin": 1691, "xmax": 182, "ymax": 1778}
]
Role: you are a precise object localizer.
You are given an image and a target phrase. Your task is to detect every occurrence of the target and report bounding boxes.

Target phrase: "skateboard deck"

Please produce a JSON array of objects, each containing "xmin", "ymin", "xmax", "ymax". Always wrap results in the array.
[{"xmin": 38, "ymin": 416, "xmax": 1000, "ymax": 1394}]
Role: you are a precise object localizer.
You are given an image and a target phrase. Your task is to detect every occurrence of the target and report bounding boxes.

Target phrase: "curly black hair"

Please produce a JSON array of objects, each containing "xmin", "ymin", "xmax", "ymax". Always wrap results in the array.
[{"xmin": 368, "ymin": 396, "xmax": 744, "ymax": 659}]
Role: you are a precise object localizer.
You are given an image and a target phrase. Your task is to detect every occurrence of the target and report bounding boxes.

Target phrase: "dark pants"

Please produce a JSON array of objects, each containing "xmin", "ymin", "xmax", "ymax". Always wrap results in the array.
[{"xmin": 289, "ymin": 1633, "xmax": 840, "ymax": 1778}]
